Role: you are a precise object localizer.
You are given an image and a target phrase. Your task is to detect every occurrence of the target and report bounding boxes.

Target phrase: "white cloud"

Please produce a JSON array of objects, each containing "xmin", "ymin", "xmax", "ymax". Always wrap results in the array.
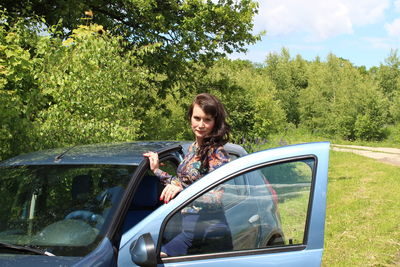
[
  {"xmin": 254, "ymin": 0, "xmax": 389, "ymax": 40},
  {"xmin": 229, "ymin": 50, "xmax": 269, "ymax": 63},
  {"xmin": 395, "ymin": 0, "xmax": 400, "ymax": 12},
  {"xmin": 385, "ymin": 18, "xmax": 400, "ymax": 37},
  {"xmin": 363, "ymin": 37, "xmax": 393, "ymax": 49}
]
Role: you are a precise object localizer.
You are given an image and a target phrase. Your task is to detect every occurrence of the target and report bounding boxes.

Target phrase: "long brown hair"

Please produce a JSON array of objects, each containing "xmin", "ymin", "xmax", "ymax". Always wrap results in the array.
[{"xmin": 188, "ymin": 93, "xmax": 230, "ymax": 171}]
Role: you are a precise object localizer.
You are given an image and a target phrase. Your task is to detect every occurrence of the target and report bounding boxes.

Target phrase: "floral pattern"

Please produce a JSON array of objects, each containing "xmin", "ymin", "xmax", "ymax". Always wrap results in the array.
[{"xmin": 154, "ymin": 142, "xmax": 230, "ymax": 188}]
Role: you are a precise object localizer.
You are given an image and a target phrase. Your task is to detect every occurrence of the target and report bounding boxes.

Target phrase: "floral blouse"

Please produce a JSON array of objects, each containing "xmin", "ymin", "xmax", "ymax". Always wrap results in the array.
[{"xmin": 154, "ymin": 142, "xmax": 230, "ymax": 189}]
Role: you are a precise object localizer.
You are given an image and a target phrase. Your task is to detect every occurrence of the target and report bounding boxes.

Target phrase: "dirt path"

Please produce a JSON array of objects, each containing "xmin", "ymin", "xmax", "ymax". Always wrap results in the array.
[{"xmin": 331, "ymin": 144, "xmax": 400, "ymax": 166}]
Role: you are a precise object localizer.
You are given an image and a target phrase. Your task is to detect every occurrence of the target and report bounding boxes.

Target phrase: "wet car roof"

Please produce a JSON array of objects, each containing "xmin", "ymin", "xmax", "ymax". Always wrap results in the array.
[{"xmin": 0, "ymin": 141, "xmax": 188, "ymax": 166}]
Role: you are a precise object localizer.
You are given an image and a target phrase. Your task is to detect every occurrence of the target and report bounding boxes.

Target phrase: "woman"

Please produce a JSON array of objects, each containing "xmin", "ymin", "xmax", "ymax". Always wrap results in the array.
[{"xmin": 143, "ymin": 93, "xmax": 232, "ymax": 256}]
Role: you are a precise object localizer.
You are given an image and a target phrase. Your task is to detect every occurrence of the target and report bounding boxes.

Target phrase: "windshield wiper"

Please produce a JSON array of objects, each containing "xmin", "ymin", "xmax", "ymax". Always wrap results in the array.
[{"xmin": 0, "ymin": 242, "xmax": 55, "ymax": 256}]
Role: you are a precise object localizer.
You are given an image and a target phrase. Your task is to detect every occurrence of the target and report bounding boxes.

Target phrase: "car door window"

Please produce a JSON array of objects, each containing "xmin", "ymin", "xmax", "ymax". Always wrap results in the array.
[
  {"xmin": 161, "ymin": 157, "xmax": 315, "ymax": 257},
  {"xmin": 221, "ymin": 175, "xmax": 247, "ymax": 209},
  {"xmin": 158, "ymin": 159, "xmax": 178, "ymax": 178}
]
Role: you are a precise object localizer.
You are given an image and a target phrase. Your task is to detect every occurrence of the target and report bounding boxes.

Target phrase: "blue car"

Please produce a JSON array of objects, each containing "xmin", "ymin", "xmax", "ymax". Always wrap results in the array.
[{"xmin": 0, "ymin": 141, "xmax": 329, "ymax": 266}]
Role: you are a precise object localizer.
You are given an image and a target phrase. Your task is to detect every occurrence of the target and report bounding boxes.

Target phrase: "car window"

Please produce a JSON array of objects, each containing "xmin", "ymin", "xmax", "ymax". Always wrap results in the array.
[
  {"xmin": 0, "ymin": 164, "xmax": 134, "ymax": 257},
  {"xmin": 221, "ymin": 175, "xmax": 247, "ymax": 209},
  {"xmin": 158, "ymin": 159, "xmax": 178, "ymax": 177},
  {"xmin": 161, "ymin": 158, "xmax": 315, "ymax": 257}
]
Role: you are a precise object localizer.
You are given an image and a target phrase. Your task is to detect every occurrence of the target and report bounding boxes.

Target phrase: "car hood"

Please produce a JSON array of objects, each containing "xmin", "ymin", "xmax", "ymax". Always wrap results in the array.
[{"xmin": 0, "ymin": 254, "xmax": 82, "ymax": 266}]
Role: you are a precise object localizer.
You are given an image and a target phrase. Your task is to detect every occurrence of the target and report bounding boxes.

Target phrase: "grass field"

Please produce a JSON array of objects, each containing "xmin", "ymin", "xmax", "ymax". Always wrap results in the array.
[{"xmin": 322, "ymin": 150, "xmax": 400, "ymax": 266}]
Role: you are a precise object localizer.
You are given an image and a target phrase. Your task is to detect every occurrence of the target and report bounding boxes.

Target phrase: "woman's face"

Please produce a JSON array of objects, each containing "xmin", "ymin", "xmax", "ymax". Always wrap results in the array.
[{"xmin": 191, "ymin": 104, "xmax": 215, "ymax": 144}]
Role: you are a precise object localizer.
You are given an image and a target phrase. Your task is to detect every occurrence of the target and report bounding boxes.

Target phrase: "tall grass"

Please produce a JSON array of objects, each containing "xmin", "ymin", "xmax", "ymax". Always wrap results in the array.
[{"xmin": 323, "ymin": 151, "xmax": 400, "ymax": 266}]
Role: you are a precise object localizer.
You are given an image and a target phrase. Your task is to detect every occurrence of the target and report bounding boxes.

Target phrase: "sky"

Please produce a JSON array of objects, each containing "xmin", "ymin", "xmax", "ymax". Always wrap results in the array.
[{"xmin": 229, "ymin": 0, "xmax": 400, "ymax": 69}]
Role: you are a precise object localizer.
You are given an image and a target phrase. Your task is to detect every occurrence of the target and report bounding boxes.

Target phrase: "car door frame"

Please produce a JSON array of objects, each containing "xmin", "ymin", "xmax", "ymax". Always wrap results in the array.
[
  {"xmin": 117, "ymin": 142, "xmax": 329, "ymax": 267},
  {"xmin": 73, "ymin": 144, "xmax": 184, "ymax": 267}
]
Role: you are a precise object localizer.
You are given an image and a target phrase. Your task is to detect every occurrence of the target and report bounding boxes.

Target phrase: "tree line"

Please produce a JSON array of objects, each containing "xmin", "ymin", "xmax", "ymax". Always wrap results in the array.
[{"xmin": 1, "ymin": 2, "xmax": 400, "ymax": 161}]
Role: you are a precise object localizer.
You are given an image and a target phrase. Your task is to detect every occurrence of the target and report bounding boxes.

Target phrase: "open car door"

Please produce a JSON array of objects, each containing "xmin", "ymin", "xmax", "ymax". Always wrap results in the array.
[{"xmin": 118, "ymin": 142, "xmax": 330, "ymax": 267}]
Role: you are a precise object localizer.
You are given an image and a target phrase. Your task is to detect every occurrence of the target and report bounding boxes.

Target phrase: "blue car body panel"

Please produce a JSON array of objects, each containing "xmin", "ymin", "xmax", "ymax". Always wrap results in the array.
[
  {"xmin": 118, "ymin": 142, "xmax": 330, "ymax": 267},
  {"xmin": 0, "ymin": 254, "xmax": 82, "ymax": 267}
]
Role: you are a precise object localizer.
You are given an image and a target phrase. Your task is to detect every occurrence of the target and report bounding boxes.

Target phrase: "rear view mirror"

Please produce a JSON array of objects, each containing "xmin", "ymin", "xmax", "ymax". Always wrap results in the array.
[{"xmin": 130, "ymin": 233, "xmax": 156, "ymax": 267}]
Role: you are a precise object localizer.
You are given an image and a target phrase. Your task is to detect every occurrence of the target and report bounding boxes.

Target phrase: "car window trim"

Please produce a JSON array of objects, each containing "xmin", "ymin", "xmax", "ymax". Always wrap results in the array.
[
  {"xmin": 158, "ymin": 155, "xmax": 181, "ymax": 171},
  {"xmin": 105, "ymin": 145, "xmax": 183, "ymax": 250},
  {"xmin": 158, "ymin": 154, "xmax": 318, "ymax": 264},
  {"xmin": 162, "ymin": 244, "xmax": 307, "ymax": 264}
]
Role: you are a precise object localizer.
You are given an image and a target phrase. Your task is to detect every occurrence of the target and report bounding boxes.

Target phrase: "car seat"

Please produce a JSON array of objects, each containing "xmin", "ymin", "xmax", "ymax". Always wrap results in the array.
[
  {"xmin": 71, "ymin": 174, "xmax": 93, "ymax": 204},
  {"xmin": 66, "ymin": 174, "xmax": 100, "ymax": 225},
  {"xmin": 122, "ymin": 175, "xmax": 162, "ymax": 233}
]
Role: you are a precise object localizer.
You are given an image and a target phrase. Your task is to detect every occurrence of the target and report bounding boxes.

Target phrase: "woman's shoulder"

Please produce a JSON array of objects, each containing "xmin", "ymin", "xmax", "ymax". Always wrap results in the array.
[
  {"xmin": 207, "ymin": 144, "xmax": 230, "ymax": 170},
  {"xmin": 209, "ymin": 144, "xmax": 227, "ymax": 153},
  {"xmin": 208, "ymin": 144, "xmax": 229, "ymax": 159}
]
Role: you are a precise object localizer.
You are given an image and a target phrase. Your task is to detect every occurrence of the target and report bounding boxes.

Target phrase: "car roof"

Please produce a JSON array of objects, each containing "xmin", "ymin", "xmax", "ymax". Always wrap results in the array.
[
  {"xmin": 0, "ymin": 141, "xmax": 189, "ymax": 167},
  {"xmin": 0, "ymin": 141, "xmax": 247, "ymax": 167}
]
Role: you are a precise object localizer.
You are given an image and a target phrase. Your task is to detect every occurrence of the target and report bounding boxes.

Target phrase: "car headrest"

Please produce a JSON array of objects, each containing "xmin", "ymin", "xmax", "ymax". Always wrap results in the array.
[{"xmin": 71, "ymin": 174, "xmax": 93, "ymax": 201}]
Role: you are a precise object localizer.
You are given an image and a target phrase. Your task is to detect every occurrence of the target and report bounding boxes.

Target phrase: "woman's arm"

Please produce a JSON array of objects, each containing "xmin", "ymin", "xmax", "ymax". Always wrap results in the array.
[
  {"xmin": 143, "ymin": 151, "xmax": 183, "ymax": 203},
  {"xmin": 143, "ymin": 151, "xmax": 174, "ymax": 184}
]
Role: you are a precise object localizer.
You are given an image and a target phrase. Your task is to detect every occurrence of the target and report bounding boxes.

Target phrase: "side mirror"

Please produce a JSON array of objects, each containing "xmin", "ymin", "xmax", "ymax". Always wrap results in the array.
[{"xmin": 130, "ymin": 233, "xmax": 157, "ymax": 267}]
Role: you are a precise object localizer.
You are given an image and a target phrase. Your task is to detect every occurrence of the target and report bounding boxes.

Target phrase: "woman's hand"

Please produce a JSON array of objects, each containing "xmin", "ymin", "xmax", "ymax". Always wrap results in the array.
[
  {"xmin": 143, "ymin": 151, "xmax": 159, "ymax": 172},
  {"xmin": 160, "ymin": 184, "xmax": 183, "ymax": 204}
]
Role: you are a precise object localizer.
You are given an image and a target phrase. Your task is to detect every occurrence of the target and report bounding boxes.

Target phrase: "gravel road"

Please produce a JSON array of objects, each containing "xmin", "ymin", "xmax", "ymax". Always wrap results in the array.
[{"xmin": 331, "ymin": 144, "xmax": 400, "ymax": 166}]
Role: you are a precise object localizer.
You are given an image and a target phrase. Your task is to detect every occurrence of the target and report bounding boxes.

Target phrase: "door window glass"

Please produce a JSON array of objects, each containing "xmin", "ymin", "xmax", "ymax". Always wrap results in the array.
[
  {"xmin": 161, "ymin": 158, "xmax": 314, "ymax": 257},
  {"xmin": 158, "ymin": 159, "xmax": 178, "ymax": 177},
  {"xmin": 221, "ymin": 175, "xmax": 247, "ymax": 209}
]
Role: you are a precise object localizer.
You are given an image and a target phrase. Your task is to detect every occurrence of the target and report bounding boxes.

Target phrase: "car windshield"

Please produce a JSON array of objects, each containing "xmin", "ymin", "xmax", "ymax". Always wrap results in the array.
[{"xmin": 0, "ymin": 164, "xmax": 135, "ymax": 257}]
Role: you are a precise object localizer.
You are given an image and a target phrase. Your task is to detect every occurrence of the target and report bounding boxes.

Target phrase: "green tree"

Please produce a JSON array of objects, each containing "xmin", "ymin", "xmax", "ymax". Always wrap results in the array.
[
  {"xmin": 373, "ymin": 50, "xmax": 400, "ymax": 124},
  {"xmin": 264, "ymin": 48, "xmax": 308, "ymax": 126},
  {"xmin": 33, "ymin": 24, "xmax": 159, "ymax": 148},
  {"xmin": 0, "ymin": 11, "xmax": 44, "ymax": 160},
  {"xmin": 376, "ymin": 50, "xmax": 400, "ymax": 97},
  {"xmin": 391, "ymin": 90, "xmax": 400, "ymax": 122},
  {"xmin": 3, "ymin": 0, "xmax": 262, "ymax": 95},
  {"xmin": 299, "ymin": 54, "xmax": 389, "ymax": 140}
]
